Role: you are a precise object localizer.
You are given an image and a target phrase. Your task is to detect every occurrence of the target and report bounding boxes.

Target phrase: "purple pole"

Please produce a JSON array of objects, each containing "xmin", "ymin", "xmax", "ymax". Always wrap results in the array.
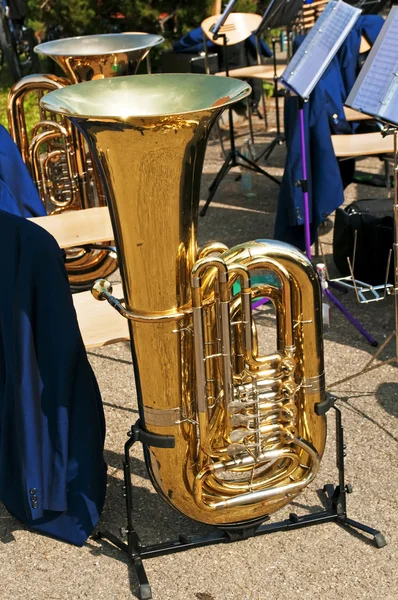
[
  {"xmin": 324, "ymin": 288, "xmax": 378, "ymax": 347},
  {"xmin": 299, "ymin": 105, "xmax": 312, "ymax": 259},
  {"xmin": 252, "ymin": 297, "xmax": 269, "ymax": 310}
]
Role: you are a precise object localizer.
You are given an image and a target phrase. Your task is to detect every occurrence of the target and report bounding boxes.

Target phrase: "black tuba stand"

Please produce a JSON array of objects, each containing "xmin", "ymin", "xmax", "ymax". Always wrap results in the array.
[{"xmin": 94, "ymin": 397, "xmax": 386, "ymax": 600}]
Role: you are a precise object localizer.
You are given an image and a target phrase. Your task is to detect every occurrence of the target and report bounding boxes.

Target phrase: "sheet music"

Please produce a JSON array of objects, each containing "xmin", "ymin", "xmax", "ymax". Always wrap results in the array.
[
  {"xmin": 280, "ymin": 0, "xmax": 362, "ymax": 99},
  {"xmin": 345, "ymin": 6, "xmax": 398, "ymax": 126}
]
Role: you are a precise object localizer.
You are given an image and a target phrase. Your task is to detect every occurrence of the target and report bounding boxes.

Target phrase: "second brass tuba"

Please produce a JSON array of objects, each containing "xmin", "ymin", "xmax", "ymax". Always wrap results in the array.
[
  {"xmin": 7, "ymin": 33, "xmax": 163, "ymax": 289},
  {"xmin": 42, "ymin": 74, "xmax": 327, "ymax": 525}
]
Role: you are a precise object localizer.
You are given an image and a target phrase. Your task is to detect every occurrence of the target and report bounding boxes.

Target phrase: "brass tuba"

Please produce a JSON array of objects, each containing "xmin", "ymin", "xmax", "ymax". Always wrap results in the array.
[
  {"xmin": 42, "ymin": 74, "xmax": 327, "ymax": 524},
  {"xmin": 7, "ymin": 33, "xmax": 163, "ymax": 289}
]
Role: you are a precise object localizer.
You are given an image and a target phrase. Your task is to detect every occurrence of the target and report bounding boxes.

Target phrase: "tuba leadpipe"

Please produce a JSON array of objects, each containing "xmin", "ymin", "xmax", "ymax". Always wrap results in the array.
[{"xmin": 41, "ymin": 74, "xmax": 327, "ymax": 525}]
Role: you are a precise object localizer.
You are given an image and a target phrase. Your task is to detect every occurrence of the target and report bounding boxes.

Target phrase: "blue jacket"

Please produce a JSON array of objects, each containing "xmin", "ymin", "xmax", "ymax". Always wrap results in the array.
[
  {"xmin": 0, "ymin": 209, "xmax": 107, "ymax": 546},
  {"xmin": 0, "ymin": 125, "xmax": 46, "ymax": 218},
  {"xmin": 274, "ymin": 15, "xmax": 384, "ymax": 250}
]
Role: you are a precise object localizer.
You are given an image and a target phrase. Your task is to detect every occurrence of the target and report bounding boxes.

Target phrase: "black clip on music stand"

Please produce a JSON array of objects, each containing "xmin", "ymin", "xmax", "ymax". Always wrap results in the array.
[
  {"xmin": 200, "ymin": 0, "xmax": 281, "ymax": 217},
  {"xmin": 252, "ymin": 0, "xmax": 303, "ymax": 162}
]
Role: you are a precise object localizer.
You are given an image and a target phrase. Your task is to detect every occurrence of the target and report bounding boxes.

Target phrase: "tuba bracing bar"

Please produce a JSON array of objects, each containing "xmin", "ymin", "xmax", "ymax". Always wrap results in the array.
[{"xmin": 41, "ymin": 74, "xmax": 386, "ymax": 599}]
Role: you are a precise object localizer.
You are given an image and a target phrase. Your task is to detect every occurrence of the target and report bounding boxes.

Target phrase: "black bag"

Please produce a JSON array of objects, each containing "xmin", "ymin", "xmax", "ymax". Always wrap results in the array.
[{"xmin": 333, "ymin": 200, "xmax": 394, "ymax": 286}]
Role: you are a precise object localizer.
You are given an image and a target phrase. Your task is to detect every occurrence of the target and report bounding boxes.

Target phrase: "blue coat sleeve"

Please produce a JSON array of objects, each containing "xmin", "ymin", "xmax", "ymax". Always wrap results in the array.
[
  {"xmin": 0, "ymin": 209, "xmax": 106, "ymax": 546},
  {"xmin": 173, "ymin": 27, "xmax": 216, "ymax": 53},
  {"xmin": 0, "ymin": 125, "xmax": 46, "ymax": 218}
]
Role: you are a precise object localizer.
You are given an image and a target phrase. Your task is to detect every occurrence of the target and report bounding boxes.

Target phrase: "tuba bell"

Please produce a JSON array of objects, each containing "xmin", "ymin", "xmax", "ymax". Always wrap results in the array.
[
  {"xmin": 7, "ymin": 33, "xmax": 163, "ymax": 289},
  {"xmin": 41, "ymin": 74, "xmax": 327, "ymax": 524}
]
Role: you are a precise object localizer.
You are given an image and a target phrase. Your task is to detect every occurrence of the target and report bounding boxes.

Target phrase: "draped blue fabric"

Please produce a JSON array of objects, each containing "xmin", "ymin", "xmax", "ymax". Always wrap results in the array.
[
  {"xmin": 0, "ymin": 125, "xmax": 46, "ymax": 218},
  {"xmin": 0, "ymin": 209, "xmax": 107, "ymax": 546},
  {"xmin": 173, "ymin": 26, "xmax": 272, "ymax": 58},
  {"xmin": 274, "ymin": 15, "xmax": 384, "ymax": 250}
]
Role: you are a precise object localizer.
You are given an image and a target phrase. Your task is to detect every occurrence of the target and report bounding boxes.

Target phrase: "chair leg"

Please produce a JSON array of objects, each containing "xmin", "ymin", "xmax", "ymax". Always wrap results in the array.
[
  {"xmin": 215, "ymin": 116, "xmax": 228, "ymax": 159},
  {"xmin": 260, "ymin": 83, "xmax": 268, "ymax": 131},
  {"xmin": 247, "ymin": 97, "xmax": 255, "ymax": 148}
]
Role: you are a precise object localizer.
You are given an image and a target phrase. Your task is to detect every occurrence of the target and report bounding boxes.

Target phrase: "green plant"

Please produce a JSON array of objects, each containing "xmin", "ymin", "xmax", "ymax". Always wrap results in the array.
[
  {"xmin": 0, "ymin": 77, "xmax": 40, "ymax": 133},
  {"xmin": 262, "ymin": 81, "xmax": 274, "ymax": 98}
]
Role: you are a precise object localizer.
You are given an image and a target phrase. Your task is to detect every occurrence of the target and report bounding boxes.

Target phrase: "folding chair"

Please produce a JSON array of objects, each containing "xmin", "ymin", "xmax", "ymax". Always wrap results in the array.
[
  {"xmin": 201, "ymin": 12, "xmax": 273, "ymax": 135},
  {"xmin": 299, "ymin": 0, "xmax": 330, "ymax": 32},
  {"xmin": 331, "ymin": 131, "xmax": 394, "ymax": 158}
]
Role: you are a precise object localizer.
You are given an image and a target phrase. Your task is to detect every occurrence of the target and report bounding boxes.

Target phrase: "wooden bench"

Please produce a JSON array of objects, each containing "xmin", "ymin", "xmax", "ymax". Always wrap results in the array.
[
  {"xmin": 215, "ymin": 64, "xmax": 285, "ymax": 81},
  {"xmin": 343, "ymin": 106, "xmax": 373, "ymax": 122},
  {"xmin": 332, "ymin": 131, "xmax": 394, "ymax": 159},
  {"xmin": 299, "ymin": 0, "xmax": 329, "ymax": 31},
  {"xmin": 30, "ymin": 207, "xmax": 129, "ymax": 350},
  {"xmin": 72, "ymin": 282, "xmax": 129, "ymax": 349},
  {"xmin": 29, "ymin": 206, "xmax": 114, "ymax": 249}
]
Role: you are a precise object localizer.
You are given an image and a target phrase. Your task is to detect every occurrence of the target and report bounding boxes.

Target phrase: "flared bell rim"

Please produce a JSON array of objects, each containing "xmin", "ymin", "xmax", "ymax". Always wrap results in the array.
[
  {"xmin": 34, "ymin": 33, "xmax": 164, "ymax": 57},
  {"xmin": 40, "ymin": 73, "xmax": 252, "ymax": 120}
]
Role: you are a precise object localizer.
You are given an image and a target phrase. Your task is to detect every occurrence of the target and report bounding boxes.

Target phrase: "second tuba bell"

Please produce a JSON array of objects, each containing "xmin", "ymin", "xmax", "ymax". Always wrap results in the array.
[{"xmin": 7, "ymin": 33, "xmax": 163, "ymax": 289}]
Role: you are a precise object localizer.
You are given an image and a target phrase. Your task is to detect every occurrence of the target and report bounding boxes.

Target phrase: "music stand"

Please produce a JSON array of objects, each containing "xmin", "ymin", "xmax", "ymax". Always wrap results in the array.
[
  {"xmin": 346, "ymin": 0, "xmax": 391, "ymax": 14},
  {"xmin": 279, "ymin": 0, "xmax": 378, "ymax": 346},
  {"xmin": 328, "ymin": 4, "xmax": 398, "ymax": 387},
  {"xmin": 280, "ymin": 0, "xmax": 361, "ymax": 250},
  {"xmin": 200, "ymin": 0, "xmax": 281, "ymax": 217},
  {"xmin": 253, "ymin": 0, "xmax": 303, "ymax": 162}
]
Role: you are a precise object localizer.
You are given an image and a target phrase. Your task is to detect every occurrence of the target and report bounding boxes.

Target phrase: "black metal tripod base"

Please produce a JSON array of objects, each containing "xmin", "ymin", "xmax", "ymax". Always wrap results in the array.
[
  {"xmin": 254, "ymin": 132, "xmax": 285, "ymax": 163},
  {"xmin": 95, "ymin": 486, "xmax": 386, "ymax": 600},
  {"xmin": 94, "ymin": 405, "xmax": 386, "ymax": 600},
  {"xmin": 200, "ymin": 149, "xmax": 280, "ymax": 217}
]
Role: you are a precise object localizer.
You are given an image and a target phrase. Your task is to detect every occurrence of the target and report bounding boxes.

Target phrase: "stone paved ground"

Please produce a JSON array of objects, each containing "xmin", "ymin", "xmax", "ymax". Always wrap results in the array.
[{"xmin": 0, "ymin": 109, "xmax": 397, "ymax": 600}]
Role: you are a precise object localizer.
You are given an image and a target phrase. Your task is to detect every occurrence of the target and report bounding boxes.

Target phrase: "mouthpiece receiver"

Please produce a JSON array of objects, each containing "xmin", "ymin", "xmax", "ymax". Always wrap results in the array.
[{"xmin": 91, "ymin": 279, "xmax": 113, "ymax": 301}]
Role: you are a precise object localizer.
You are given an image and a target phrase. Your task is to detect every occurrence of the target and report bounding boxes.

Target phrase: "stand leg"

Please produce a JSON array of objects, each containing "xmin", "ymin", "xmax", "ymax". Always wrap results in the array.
[
  {"xmin": 393, "ymin": 131, "xmax": 398, "ymax": 359},
  {"xmin": 273, "ymin": 38, "xmax": 282, "ymax": 140},
  {"xmin": 298, "ymin": 101, "xmax": 312, "ymax": 259},
  {"xmin": 325, "ymin": 288, "xmax": 378, "ymax": 347},
  {"xmin": 238, "ymin": 152, "xmax": 281, "ymax": 185},
  {"xmin": 261, "ymin": 136, "xmax": 280, "ymax": 161},
  {"xmin": 94, "ymin": 409, "xmax": 386, "ymax": 598},
  {"xmin": 261, "ymin": 81, "xmax": 268, "ymax": 131},
  {"xmin": 329, "ymin": 406, "xmax": 387, "ymax": 549},
  {"xmin": 208, "ymin": 152, "xmax": 234, "ymax": 193},
  {"xmin": 247, "ymin": 98, "xmax": 255, "ymax": 147},
  {"xmin": 341, "ymin": 518, "xmax": 387, "ymax": 548},
  {"xmin": 253, "ymin": 35, "xmax": 268, "ymax": 133},
  {"xmin": 201, "ymin": 153, "xmax": 234, "ymax": 216},
  {"xmin": 200, "ymin": 33, "xmax": 282, "ymax": 216},
  {"xmin": 133, "ymin": 557, "xmax": 152, "ymax": 600},
  {"xmin": 97, "ymin": 426, "xmax": 154, "ymax": 600},
  {"xmin": 201, "ymin": 149, "xmax": 280, "ymax": 217},
  {"xmin": 216, "ymin": 117, "xmax": 227, "ymax": 160},
  {"xmin": 254, "ymin": 38, "xmax": 285, "ymax": 163}
]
